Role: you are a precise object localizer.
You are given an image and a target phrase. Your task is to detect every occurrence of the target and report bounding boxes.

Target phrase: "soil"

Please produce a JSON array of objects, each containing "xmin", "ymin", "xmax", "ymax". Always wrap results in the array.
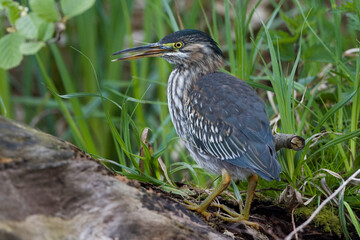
[{"xmin": 138, "ymin": 181, "xmax": 358, "ymax": 240}]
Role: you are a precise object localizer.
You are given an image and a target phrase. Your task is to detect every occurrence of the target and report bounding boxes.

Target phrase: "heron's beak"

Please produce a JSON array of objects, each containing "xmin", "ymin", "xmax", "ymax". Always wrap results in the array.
[{"xmin": 111, "ymin": 43, "xmax": 172, "ymax": 61}]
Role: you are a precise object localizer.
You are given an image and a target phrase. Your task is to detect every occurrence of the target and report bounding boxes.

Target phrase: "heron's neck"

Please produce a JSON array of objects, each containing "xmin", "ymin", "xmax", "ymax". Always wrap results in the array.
[
  {"xmin": 168, "ymin": 65, "xmax": 205, "ymax": 105},
  {"xmin": 167, "ymin": 64, "xmax": 213, "ymax": 137}
]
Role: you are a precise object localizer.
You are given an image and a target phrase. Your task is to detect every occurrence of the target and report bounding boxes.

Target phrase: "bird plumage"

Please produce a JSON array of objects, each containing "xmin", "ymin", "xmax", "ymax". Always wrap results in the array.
[
  {"xmin": 169, "ymin": 70, "xmax": 280, "ymax": 181},
  {"xmin": 162, "ymin": 30, "xmax": 280, "ymax": 181},
  {"xmin": 113, "ymin": 29, "xmax": 281, "ymax": 181},
  {"xmin": 113, "ymin": 29, "xmax": 282, "ymax": 223}
]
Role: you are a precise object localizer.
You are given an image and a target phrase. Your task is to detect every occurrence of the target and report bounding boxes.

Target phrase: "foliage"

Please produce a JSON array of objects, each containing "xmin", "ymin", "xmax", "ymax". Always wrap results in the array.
[
  {"xmin": 0, "ymin": 0, "xmax": 359, "ymax": 237},
  {"xmin": 0, "ymin": 0, "xmax": 95, "ymax": 69}
]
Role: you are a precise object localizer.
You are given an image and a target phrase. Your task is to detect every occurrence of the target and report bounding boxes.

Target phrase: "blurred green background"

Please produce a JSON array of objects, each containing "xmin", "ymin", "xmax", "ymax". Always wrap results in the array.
[{"xmin": 0, "ymin": 0, "xmax": 359, "ymax": 237}]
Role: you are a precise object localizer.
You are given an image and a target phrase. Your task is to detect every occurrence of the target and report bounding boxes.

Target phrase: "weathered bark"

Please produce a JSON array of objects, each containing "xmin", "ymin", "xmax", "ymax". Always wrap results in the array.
[
  {"xmin": 0, "ymin": 116, "xmax": 231, "ymax": 240},
  {"xmin": 0, "ymin": 116, "xmax": 310, "ymax": 240}
]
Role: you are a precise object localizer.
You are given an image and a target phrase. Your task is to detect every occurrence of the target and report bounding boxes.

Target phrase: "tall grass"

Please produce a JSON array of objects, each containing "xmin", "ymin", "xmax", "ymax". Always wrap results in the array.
[{"xmin": 0, "ymin": 0, "xmax": 359, "ymax": 236}]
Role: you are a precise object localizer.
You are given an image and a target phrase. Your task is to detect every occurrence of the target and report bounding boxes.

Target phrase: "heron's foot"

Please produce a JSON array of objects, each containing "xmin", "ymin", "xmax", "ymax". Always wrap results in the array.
[
  {"xmin": 183, "ymin": 199, "xmax": 212, "ymax": 220},
  {"xmin": 211, "ymin": 203, "xmax": 259, "ymax": 229},
  {"xmin": 211, "ymin": 203, "xmax": 240, "ymax": 217},
  {"xmin": 214, "ymin": 213, "xmax": 259, "ymax": 229}
]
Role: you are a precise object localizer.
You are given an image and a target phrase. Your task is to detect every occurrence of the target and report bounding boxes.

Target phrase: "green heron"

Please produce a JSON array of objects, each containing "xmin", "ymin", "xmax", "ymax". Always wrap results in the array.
[{"xmin": 112, "ymin": 29, "xmax": 281, "ymax": 226}]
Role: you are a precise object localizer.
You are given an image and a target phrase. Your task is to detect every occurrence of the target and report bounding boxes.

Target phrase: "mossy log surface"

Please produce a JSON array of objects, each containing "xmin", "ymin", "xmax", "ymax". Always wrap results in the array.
[
  {"xmin": 0, "ymin": 116, "xmax": 345, "ymax": 240},
  {"xmin": 0, "ymin": 116, "xmax": 231, "ymax": 240}
]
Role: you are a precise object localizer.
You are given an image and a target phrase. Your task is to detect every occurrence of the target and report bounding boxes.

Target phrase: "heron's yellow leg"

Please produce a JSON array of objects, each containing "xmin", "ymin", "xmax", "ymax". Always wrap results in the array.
[
  {"xmin": 244, "ymin": 174, "xmax": 258, "ymax": 219},
  {"xmin": 184, "ymin": 168, "xmax": 231, "ymax": 220},
  {"xmin": 213, "ymin": 174, "xmax": 259, "ymax": 229}
]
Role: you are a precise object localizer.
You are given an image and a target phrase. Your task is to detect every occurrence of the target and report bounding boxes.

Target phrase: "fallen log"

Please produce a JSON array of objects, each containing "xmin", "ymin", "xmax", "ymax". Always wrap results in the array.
[{"xmin": 0, "ymin": 116, "xmax": 230, "ymax": 240}]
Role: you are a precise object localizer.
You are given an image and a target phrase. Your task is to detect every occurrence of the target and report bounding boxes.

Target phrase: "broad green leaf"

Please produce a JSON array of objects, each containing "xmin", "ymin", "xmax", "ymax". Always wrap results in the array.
[
  {"xmin": 15, "ymin": 13, "xmax": 54, "ymax": 41},
  {"xmin": 15, "ymin": 14, "xmax": 38, "ymax": 39},
  {"xmin": 38, "ymin": 22, "xmax": 55, "ymax": 41},
  {"xmin": 32, "ymin": 15, "xmax": 55, "ymax": 41},
  {"xmin": 29, "ymin": 0, "xmax": 59, "ymax": 22},
  {"xmin": 20, "ymin": 41, "xmax": 45, "ymax": 55},
  {"xmin": 269, "ymin": 30, "xmax": 298, "ymax": 44},
  {"xmin": 60, "ymin": 0, "xmax": 95, "ymax": 20},
  {"xmin": 0, "ymin": 33, "xmax": 24, "ymax": 69}
]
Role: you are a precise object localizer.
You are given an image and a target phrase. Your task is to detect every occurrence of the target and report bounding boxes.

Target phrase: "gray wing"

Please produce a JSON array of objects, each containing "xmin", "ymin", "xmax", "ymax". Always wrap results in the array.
[{"xmin": 186, "ymin": 72, "xmax": 281, "ymax": 181}]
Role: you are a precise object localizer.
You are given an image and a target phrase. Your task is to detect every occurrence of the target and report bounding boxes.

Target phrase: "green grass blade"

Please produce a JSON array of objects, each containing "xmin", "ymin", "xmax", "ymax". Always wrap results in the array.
[
  {"xmin": 170, "ymin": 162, "xmax": 200, "ymax": 186},
  {"xmin": 311, "ymin": 129, "xmax": 360, "ymax": 157},
  {"xmin": 294, "ymin": 0, "xmax": 354, "ymax": 80},
  {"xmin": 35, "ymin": 54, "xmax": 86, "ymax": 149},
  {"xmin": 57, "ymin": 92, "xmax": 123, "ymax": 111},
  {"xmin": 50, "ymin": 44, "xmax": 98, "ymax": 155},
  {"xmin": 224, "ymin": 0, "xmax": 235, "ymax": 71},
  {"xmin": 161, "ymin": 0, "xmax": 179, "ymax": 31},
  {"xmin": 231, "ymin": 180, "xmax": 242, "ymax": 202},
  {"xmin": 105, "ymin": 87, "xmax": 168, "ymax": 106},
  {"xmin": 0, "ymin": 68, "xmax": 10, "ymax": 117},
  {"xmin": 0, "ymin": 92, "xmax": 6, "ymax": 116},
  {"xmin": 339, "ymin": 193, "xmax": 351, "ymax": 240},
  {"xmin": 314, "ymin": 89, "xmax": 358, "ymax": 134},
  {"xmin": 344, "ymin": 201, "xmax": 360, "ymax": 237},
  {"xmin": 350, "ymin": 44, "xmax": 360, "ymax": 167}
]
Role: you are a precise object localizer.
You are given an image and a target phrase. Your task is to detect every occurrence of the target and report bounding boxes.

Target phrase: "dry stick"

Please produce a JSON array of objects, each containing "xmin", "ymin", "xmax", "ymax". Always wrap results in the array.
[
  {"xmin": 284, "ymin": 169, "xmax": 360, "ymax": 240},
  {"xmin": 291, "ymin": 204, "xmax": 300, "ymax": 240},
  {"xmin": 274, "ymin": 133, "xmax": 305, "ymax": 151}
]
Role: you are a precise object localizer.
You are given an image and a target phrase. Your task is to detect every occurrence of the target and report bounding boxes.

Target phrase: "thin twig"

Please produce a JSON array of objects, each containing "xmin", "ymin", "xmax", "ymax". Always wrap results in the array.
[
  {"xmin": 284, "ymin": 169, "xmax": 360, "ymax": 240},
  {"xmin": 291, "ymin": 204, "xmax": 299, "ymax": 240}
]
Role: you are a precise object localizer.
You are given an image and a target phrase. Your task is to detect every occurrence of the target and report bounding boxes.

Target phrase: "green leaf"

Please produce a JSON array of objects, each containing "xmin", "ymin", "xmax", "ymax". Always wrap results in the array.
[
  {"xmin": 0, "ymin": 0, "xmax": 21, "ymax": 26},
  {"xmin": 33, "ymin": 16, "xmax": 55, "ymax": 41},
  {"xmin": 279, "ymin": 43, "xmax": 295, "ymax": 61},
  {"xmin": 15, "ymin": 14, "xmax": 38, "ymax": 39},
  {"xmin": 20, "ymin": 41, "xmax": 45, "ymax": 55},
  {"xmin": 270, "ymin": 30, "xmax": 298, "ymax": 44},
  {"xmin": 15, "ymin": 13, "xmax": 55, "ymax": 41},
  {"xmin": 303, "ymin": 44, "xmax": 333, "ymax": 62},
  {"xmin": 0, "ymin": 33, "xmax": 24, "ymax": 69},
  {"xmin": 29, "ymin": 0, "xmax": 59, "ymax": 22},
  {"xmin": 60, "ymin": 0, "xmax": 95, "ymax": 20}
]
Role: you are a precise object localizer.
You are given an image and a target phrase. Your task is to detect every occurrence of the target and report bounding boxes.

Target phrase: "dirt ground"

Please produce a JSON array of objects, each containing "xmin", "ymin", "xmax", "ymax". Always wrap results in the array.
[{"xmin": 138, "ymin": 182, "xmax": 358, "ymax": 240}]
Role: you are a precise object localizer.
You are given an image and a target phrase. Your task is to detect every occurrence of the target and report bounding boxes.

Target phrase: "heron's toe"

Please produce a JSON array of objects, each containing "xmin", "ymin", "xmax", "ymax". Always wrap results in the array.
[{"xmin": 183, "ymin": 199, "xmax": 212, "ymax": 220}]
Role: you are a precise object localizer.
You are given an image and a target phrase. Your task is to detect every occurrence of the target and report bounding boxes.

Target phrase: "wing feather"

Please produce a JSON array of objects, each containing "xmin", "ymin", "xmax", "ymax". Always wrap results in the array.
[{"xmin": 186, "ymin": 72, "xmax": 281, "ymax": 180}]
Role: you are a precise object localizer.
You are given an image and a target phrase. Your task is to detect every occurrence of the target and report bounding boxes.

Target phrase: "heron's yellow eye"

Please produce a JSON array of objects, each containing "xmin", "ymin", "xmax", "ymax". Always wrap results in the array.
[{"xmin": 174, "ymin": 42, "xmax": 183, "ymax": 48}]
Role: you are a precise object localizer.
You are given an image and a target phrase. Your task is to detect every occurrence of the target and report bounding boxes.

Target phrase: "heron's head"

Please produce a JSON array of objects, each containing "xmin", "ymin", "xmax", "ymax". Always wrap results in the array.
[{"xmin": 112, "ymin": 29, "xmax": 224, "ymax": 71}]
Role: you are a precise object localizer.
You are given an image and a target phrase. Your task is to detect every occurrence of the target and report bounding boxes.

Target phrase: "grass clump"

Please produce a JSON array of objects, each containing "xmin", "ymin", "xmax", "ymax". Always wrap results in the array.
[{"xmin": 0, "ymin": 0, "xmax": 359, "ymax": 237}]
